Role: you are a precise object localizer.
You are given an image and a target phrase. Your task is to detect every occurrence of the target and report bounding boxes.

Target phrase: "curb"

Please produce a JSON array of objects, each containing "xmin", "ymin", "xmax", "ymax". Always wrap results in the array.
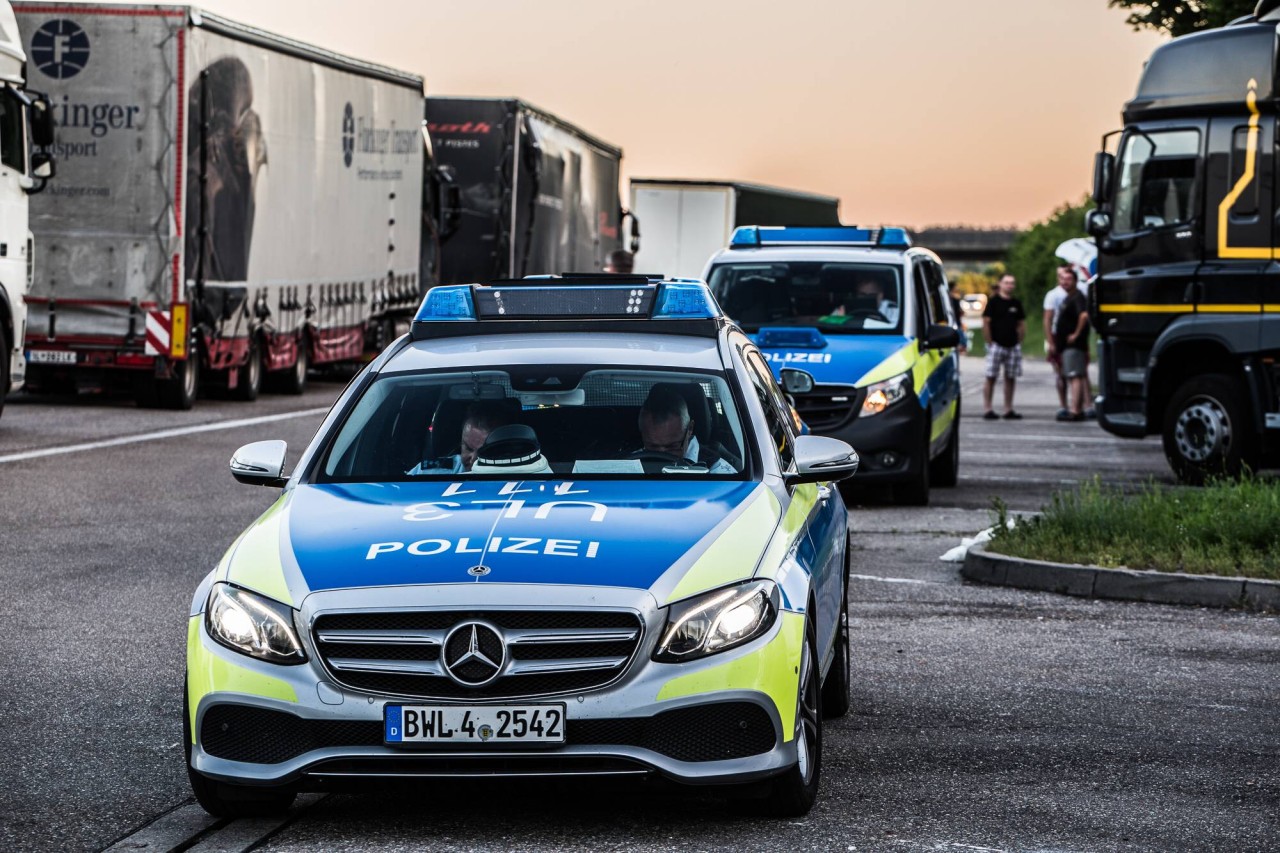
[{"xmin": 961, "ymin": 542, "xmax": 1280, "ymax": 612}]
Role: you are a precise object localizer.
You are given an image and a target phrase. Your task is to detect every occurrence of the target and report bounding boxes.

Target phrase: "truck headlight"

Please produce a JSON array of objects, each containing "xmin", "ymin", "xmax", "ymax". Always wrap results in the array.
[
  {"xmin": 653, "ymin": 580, "xmax": 779, "ymax": 662},
  {"xmin": 205, "ymin": 583, "xmax": 307, "ymax": 665},
  {"xmin": 860, "ymin": 372, "xmax": 911, "ymax": 416}
]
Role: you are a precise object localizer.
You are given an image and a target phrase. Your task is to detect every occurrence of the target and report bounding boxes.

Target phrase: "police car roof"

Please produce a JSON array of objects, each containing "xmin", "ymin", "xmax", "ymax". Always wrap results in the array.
[{"xmin": 383, "ymin": 331, "xmax": 727, "ymax": 374}]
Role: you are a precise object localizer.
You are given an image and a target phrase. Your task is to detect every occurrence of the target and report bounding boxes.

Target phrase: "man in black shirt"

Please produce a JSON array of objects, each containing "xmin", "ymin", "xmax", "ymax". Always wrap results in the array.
[
  {"xmin": 1053, "ymin": 266, "xmax": 1090, "ymax": 421},
  {"xmin": 981, "ymin": 274, "xmax": 1027, "ymax": 420}
]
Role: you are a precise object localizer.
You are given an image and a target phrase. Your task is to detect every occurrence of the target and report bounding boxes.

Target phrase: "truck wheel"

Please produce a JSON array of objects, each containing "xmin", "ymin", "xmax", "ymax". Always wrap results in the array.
[
  {"xmin": 156, "ymin": 353, "xmax": 199, "ymax": 410},
  {"xmin": 184, "ymin": 676, "xmax": 296, "ymax": 818},
  {"xmin": 930, "ymin": 402, "xmax": 960, "ymax": 488},
  {"xmin": 821, "ymin": 539, "xmax": 852, "ymax": 719},
  {"xmin": 231, "ymin": 340, "xmax": 262, "ymax": 402},
  {"xmin": 1162, "ymin": 374, "xmax": 1257, "ymax": 485},
  {"xmin": 760, "ymin": 614, "xmax": 822, "ymax": 817},
  {"xmin": 0, "ymin": 327, "xmax": 9, "ymax": 421},
  {"xmin": 893, "ymin": 429, "xmax": 931, "ymax": 506},
  {"xmin": 277, "ymin": 336, "xmax": 309, "ymax": 396}
]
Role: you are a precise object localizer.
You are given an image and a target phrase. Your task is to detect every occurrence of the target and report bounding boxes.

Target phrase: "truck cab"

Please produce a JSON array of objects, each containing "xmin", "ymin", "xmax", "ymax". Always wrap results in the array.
[
  {"xmin": 0, "ymin": 0, "xmax": 53, "ymax": 418},
  {"xmin": 1087, "ymin": 5, "xmax": 1280, "ymax": 483}
]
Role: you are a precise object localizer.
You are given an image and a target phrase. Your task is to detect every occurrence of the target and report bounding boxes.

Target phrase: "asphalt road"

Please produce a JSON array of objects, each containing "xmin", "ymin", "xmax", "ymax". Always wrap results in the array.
[{"xmin": 0, "ymin": 359, "xmax": 1275, "ymax": 852}]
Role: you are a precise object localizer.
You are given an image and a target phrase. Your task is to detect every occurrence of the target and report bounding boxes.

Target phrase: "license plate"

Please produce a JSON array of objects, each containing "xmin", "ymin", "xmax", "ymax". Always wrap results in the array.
[
  {"xmin": 385, "ymin": 704, "xmax": 566, "ymax": 744},
  {"xmin": 25, "ymin": 350, "xmax": 77, "ymax": 365}
]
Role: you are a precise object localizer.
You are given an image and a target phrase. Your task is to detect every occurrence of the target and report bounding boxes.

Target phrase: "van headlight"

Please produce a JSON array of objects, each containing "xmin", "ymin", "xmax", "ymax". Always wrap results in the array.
[
  {"xmin": 860, "ymin": 372, "xmax": 911, "ymax": 416},
  {"xmin": 653, "ymin": 580, "xmax": 779, "ymax": 662},
  {"xmin": 205, "ymin": 583, "xmax": 307, "ymax": 664}
]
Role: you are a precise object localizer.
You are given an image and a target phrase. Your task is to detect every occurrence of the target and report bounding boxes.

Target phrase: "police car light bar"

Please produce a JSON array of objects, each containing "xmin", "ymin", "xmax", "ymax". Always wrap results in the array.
[
  {"xmin": 729, "ymin": 225, "xmax": 912, "ymax": 249},
  {"xmin": 411, "ymin": 280, "xmax": 722, "ymax": 339}
]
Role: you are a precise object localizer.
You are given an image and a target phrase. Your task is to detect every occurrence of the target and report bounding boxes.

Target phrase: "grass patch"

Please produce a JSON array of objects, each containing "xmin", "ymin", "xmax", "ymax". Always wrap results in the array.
[{"xmin": 987, "ymin": 478, "xmax": 1280, "ymax": 581}]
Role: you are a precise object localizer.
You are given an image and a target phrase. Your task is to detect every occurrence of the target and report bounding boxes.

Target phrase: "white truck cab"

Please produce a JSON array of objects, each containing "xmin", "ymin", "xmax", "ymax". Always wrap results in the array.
[{"xmin": 0, "ymin": 0, "xmax": 54, "ymax": 418}]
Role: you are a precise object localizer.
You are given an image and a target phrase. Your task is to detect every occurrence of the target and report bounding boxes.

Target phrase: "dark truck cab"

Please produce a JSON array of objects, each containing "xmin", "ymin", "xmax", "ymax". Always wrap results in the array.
[{"xmin": 1087, "ymin": 2, "xmax": 1280, "ymax": 483}]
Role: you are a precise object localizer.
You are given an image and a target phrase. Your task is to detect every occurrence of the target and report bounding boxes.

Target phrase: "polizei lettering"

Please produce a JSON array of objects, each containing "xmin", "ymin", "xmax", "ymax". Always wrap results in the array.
[{"xmin": 366, "ymin": 538, "xmax": 602, "ymax": 560}]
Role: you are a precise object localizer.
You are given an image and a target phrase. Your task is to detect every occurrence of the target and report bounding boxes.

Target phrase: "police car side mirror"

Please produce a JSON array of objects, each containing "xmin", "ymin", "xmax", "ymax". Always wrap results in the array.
[
  {"xmin": 779, "ymin": 368, "xmax": 815, "ymax": 395},
  {"xmin": 923, "ymin": 324, "xmax": 960, "ymax": 350},
  {"xmin": 790, "ymin": 435, "xmax": 859, "ymax": 484},
  {"xmin": 230, "ymin": 440, "xmax": 289, "ymax": 487}
]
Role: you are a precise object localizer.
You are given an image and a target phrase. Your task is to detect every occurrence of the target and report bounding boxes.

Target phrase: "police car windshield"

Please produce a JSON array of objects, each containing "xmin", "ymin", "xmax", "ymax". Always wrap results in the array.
[
  {"xmin": 320, "ymin": 367, "xmax": 749, "ymax": 482},
  {"xmin": 708, "ymin": 262, "xmax": 904, "ymax": 334}
]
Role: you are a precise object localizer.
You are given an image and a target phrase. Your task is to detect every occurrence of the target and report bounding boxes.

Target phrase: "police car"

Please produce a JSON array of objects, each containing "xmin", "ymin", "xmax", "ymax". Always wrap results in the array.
[
  {"xmin": 185, "ymin": 276, "xmax": 858, "ymax": 818},
  {"xmin": 704, "ymin": 226, "xmax": 962, "ymax": 505}
]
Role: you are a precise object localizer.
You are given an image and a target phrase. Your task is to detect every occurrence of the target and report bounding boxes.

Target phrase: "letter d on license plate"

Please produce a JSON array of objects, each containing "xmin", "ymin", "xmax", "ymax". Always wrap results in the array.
[{"xmin": 385, "ymin": 704, "xmax": 566, "ymax": 744}]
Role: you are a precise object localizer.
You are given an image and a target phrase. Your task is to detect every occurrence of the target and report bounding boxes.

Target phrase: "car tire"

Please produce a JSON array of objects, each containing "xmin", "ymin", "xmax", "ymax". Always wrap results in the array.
[
  {"xmin": 183, "ymin": 675, "xmax": 296, "ymax": 818},
  {"xmin": 1162, "ymin": 374, "xmax": 1257, "ymax": 486},
  {"xmin": 760, "ymin": 614, "xmax": 822, "ymax": 817},
  {"xmin": 231, "ymin": 338, "xmax": 263, "ymax": 402},
  {"xmin": 930, "ymin": 402, "xmax": 960, "ymax": 487},
  {"xmin": 821, "ymin": 540, "xmax": 851, "ymax": 719},
  {"xmin": 893, "ymin": 428, "xmax": 931, "ymax": 506}
]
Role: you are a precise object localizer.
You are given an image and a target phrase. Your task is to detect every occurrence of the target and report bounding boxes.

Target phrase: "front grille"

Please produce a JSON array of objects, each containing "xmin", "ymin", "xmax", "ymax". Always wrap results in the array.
[
  {"xmin": 201, "ymin": 701, "xmax": 776, "ymax": 766},
  {"xmin": 313, "ymin": 610, "xmax": 644, "ymax": 700},
  {"xmin": 794, "ymin": 384, "xmax": 862, "ymax": 432}
]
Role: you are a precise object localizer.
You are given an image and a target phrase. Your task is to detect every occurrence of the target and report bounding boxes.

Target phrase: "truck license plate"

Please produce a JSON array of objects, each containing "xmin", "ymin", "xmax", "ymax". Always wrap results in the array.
[
  {"xmin": 26, "ymin": 350, "xmax": 77, "ymax": 365},
  {"xmin": 385, "ymin": 704, "xmax": 565, "ymax": 744}
]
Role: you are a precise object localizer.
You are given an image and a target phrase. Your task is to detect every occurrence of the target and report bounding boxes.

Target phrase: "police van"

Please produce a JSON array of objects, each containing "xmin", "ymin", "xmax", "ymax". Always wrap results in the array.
[{"xmin": 704, "ymin": 227, "xmax": 962, "ymax": 505}]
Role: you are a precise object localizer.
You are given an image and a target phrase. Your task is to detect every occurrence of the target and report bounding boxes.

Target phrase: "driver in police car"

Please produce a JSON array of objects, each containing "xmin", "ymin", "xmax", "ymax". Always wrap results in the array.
[
  {"xmin": 408, "ymin": 401, "xmax": 514, "ymax": 475},
  {"xmin": 636, "ymin": 385, "xmax": 735, "ymax": 473}
]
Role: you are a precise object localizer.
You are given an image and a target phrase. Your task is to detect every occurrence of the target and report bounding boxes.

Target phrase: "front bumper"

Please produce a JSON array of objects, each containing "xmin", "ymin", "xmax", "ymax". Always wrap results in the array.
[
  {"xmin": 187, "ymin": 585, "xmax": 805, "ymax": 788},
  {"xmin": 818, "ymin": 399, "xmax": 927, "ymax": 483}
]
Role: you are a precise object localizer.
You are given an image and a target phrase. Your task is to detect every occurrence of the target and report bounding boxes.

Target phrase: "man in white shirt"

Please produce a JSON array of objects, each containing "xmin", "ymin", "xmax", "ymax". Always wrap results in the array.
[
  {"xmin": 636, "ymin": 386, "xmax": 736, "ymax": 473},
  {"xmin": 854, "ymin": 278, "xmax": 900, "ymax": 329}
]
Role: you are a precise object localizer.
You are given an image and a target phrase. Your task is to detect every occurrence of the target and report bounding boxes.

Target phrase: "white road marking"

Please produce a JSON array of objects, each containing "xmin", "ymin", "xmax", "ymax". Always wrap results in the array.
[
  {"xmin": 965, "ymin": 431, "xmax": 1160, "ymax": 447},
  {"xmin": 849, "ymin": 573, "xmax": 935, "ymax": 585},
  {"xmin": 0, "ymin": 407, "xmax": 329, "ymax": 465}
]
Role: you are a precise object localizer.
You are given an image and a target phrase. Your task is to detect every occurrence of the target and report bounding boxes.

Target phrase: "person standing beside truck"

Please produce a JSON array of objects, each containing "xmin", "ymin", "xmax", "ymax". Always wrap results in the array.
[
  {"xmin": 1053, "ymin": 267, "xmax": 1089, "ymax": 422},
  {"xmin": 981, "ymin": 274, "xmax": 1026, "ymax": 420}
]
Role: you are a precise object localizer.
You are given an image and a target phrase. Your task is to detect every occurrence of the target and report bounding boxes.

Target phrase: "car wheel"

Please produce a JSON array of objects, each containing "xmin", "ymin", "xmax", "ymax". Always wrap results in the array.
[
  {"xmin": 183, "ymin": 675, "xmax": 296, "ymax": 818},
  {"xmin": 1162, "ymin": 374, "xmax": 1257, "ymax": 485},
  {"xmin": 893, "ymin": 428, "xmax": 931, "ymax": 506},
  {"xmin": 930, "ymin": 401, "xmax": 960, "ymax": 488},
  {"xmin": 821, "ymin": 540, "xmax": 851, "ymax": 719},
  {"xmin": 231, "ymin": 339, "xmax": 262, "ymax": 402},
  {"xmin": 760, "ymin": 614, "xmax": 822, "ymax": 817}
]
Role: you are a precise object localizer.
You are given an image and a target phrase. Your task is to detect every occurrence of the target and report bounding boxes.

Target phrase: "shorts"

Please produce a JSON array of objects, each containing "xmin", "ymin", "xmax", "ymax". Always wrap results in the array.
[
  {"xmin": 984, "ymin": 342, "xmax": 1022, "ymax": 380},
  {"xmin": 1062, "ymin": 348, "xmax": 1088, "ymax": 378}
]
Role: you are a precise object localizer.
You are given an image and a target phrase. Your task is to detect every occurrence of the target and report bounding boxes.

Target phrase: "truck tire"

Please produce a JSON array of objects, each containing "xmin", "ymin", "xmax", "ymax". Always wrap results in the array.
[
  {"xmin": 930, "ymin": 401, "xmax": 961, "ymax": 488},
  {"xmin": 0, "ymin": 327, "xmax": 9, "ymax": 421},
  {"xmin": 1162, "ymin": 373, "xmax": 1258, "ymax": 485},
  {"xmin": 231, "ymin": 340, "xmax": 262, "ymax": 402},
  {"xmin": 276, "ymin": 336, "xmax": 308, "ymax": 396},
  {"xmin": 156, "ymin": 353, "xmax": 199, "ymax": 411},
  {"xmin": 184, "ymin": 676, "xmax": 296, "ymax": 818}
]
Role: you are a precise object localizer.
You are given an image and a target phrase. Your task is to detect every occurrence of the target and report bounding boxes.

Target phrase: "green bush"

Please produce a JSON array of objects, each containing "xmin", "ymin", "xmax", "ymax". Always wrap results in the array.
[{"xmin": 988, "ymin": 477, "xmax": 1280, "ymax": 580}]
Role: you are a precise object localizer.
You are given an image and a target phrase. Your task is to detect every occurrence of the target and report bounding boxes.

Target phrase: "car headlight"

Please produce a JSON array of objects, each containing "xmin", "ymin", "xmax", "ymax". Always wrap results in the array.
[
  {"xmin": 205, "ymin": 583, "xmax": 307, "ymax": 665},
  {"xmin": 860, "ymin": 372, "xmax": 911, "ymax": 416},
  {"xmin": 653, "ymin": 580, "xmax": 779, "ymax": 662}
]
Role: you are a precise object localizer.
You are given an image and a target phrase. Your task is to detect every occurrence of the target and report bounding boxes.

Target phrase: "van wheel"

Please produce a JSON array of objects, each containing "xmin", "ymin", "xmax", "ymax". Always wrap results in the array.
[
  {"xmin": 183, "ymin": 675, "xmax": 296, "ymax": 818},
  {"xmin": 759, "ymin": 615, "xmax": 822, "ymax": 817},
  {"xmin": 930, "ymin": 402, "xmax": 960, "ymax": 487},
  {"xmin": 893, "ymin": 429, "xmax": 931, "ymax": 506},
  {"xmin": 1163, "ymin": 374, "xmax": 1257, "ymax": 485},
  {"xmin": 231, "ymin": 340, "xmax": 262, "ymax": 402}
]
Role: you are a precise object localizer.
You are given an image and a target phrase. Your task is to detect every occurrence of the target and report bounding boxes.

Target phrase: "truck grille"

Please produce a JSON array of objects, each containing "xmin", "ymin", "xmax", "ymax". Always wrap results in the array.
[
  {"xmin": 794, "ymin": 384, "xmax": 862, "ymax": 432},
  {"xmin": 313, "ymin": 610, "xmax": 644, "ymax": 700}
]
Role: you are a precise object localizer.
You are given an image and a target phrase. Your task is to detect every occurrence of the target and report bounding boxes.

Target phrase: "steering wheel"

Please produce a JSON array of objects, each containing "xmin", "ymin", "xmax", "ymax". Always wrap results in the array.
[{"xmin": 627, "ymin": 449, "xmax": 695, "ymax": 473}]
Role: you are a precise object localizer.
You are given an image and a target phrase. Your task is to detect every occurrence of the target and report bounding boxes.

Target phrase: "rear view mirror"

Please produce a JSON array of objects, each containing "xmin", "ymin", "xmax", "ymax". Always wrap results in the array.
[
  {"xmin": 780, "ymin": 368, "xmax": 815, "ymax": 394},
  {"xmin": 30, "ymin": 95, "xmax": 55, "ymax": 147},
  {"xmin": 31, "ymin": 151, "xmax": 54, "ymax": 179},
  {"xmin": 1085, "ymin": 209, "xmax": 1112, "ymax": 238},
  {"xmin": 1091, "ymin": 150, "xmax": 1115, "ymax": 204},
  {"xmin": 790, "ymin": 435, "xmax": 859, "ymax": 483},
  {"xmin": 230, "ymin": 440, "xmax": 289, "ymax": 487},
  {"xmin": 924, "ymin": 324, "xmax": 960, "ymax": 350}
]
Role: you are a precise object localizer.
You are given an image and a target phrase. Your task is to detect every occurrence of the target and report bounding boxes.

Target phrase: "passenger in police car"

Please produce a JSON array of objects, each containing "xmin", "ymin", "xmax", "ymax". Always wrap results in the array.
[
  {"xmin": 407, "ymin": 400, "xmax": 515, "ymax": 475},
  {"xmin": 634, "ymin": 385, "xmax": 736, "ymax": 473}
]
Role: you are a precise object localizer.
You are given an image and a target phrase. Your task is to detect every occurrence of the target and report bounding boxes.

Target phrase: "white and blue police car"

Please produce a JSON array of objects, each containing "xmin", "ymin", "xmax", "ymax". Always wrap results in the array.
[
  {"xmin": 185, "ymin": 276, "xmax": 858, "ymax": 818},
  {"xmin": 705, "ymin": 226, "xmax": 963, "ymax": 505}
]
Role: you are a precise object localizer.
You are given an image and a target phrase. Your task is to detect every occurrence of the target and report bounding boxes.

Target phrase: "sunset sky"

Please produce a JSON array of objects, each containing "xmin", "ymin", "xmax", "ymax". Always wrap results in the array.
[{"xmin": 91, "ymin": 0, "xmax": 1167, "ymax": 227}]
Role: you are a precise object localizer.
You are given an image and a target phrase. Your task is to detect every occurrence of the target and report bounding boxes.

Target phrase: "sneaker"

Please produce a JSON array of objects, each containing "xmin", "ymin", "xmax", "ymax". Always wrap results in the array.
[
  {"xmin": 1002, "ymin": 411, "xmax": 1023, "ymax": 420},
  {"xmin": 1055, "ymin": 410, "xmax": 1072, "ymax": 422},
  {"xmin": 983, "ymin": 411, "xmax": 999, "ymax": 421}
]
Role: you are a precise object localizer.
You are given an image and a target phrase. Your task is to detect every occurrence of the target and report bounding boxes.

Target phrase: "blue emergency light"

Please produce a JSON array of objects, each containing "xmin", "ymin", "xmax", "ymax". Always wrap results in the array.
[{"xmin": 729, "ymin": 225, "xmax": 912, "ymax": 249}]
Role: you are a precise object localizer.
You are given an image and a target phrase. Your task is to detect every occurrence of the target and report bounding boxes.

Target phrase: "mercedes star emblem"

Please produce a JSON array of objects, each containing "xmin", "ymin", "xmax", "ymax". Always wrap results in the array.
[{"xmin": 442, "ymin": 622, "xmax": 506, "ymax": 686}]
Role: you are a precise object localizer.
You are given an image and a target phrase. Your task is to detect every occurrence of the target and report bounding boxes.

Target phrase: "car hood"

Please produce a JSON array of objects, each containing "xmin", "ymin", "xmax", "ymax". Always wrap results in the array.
[
  {"xmin": 751, "ymin": 330, "xmax": 915, "ymax": 386},
  {"xmin": 221, "ymin": 480, "xmax": 782, "ymax": 603}
]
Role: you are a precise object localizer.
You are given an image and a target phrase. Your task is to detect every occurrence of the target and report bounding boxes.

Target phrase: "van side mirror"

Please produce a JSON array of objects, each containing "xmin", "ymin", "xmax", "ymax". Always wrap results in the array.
[
  {"xmin": 230, "ymin": 440, "xmax": 289, "ymax": 487},
  {"xmin": 924, "ymin": 323, "xmax": 960, "ymax": 350},
  {"xmin": 1091, "ymin": 151, "xmax": 1115, "ymax": 204},
  {"xmin": 779, "ymin": 368, "xmax": 815, "ymax": 394}
]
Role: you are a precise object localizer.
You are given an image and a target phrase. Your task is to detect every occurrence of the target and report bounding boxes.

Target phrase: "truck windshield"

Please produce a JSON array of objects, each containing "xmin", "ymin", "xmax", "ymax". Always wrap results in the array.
[
  {"xmin": 0, "ymin": 88, "xmax": 24, "ymax": 172},
  {"xmin": 1113, "ymin": 129, "xmax": 1200, "ymax": 234},
  {"xmin": 707, "ymin": 261, "xmax": 904, "ymax": 334}
]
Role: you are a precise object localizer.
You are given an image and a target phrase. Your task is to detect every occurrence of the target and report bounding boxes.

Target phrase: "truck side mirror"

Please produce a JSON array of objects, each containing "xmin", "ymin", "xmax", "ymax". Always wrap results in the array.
[
  {"xmin": 1091, "ymin": 151, "xmax": 1114, "ymax": 205},
  {"xmin": 1085, "ymin": 209, "xmax": 1112, "ymax": 238},
  {"xmin": 438, "ymin": 169, "xmax": 461, "ymax": 241},
  {"xmin": 26, "ymin": 151, "xmax": 54, "ymax": 194}
]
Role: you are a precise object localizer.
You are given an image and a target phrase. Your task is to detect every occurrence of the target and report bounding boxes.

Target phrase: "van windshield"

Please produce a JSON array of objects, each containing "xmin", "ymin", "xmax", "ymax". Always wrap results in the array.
[{"xmin": 707, "ymin": 261, "xmax": 904, "ymax": 334}]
